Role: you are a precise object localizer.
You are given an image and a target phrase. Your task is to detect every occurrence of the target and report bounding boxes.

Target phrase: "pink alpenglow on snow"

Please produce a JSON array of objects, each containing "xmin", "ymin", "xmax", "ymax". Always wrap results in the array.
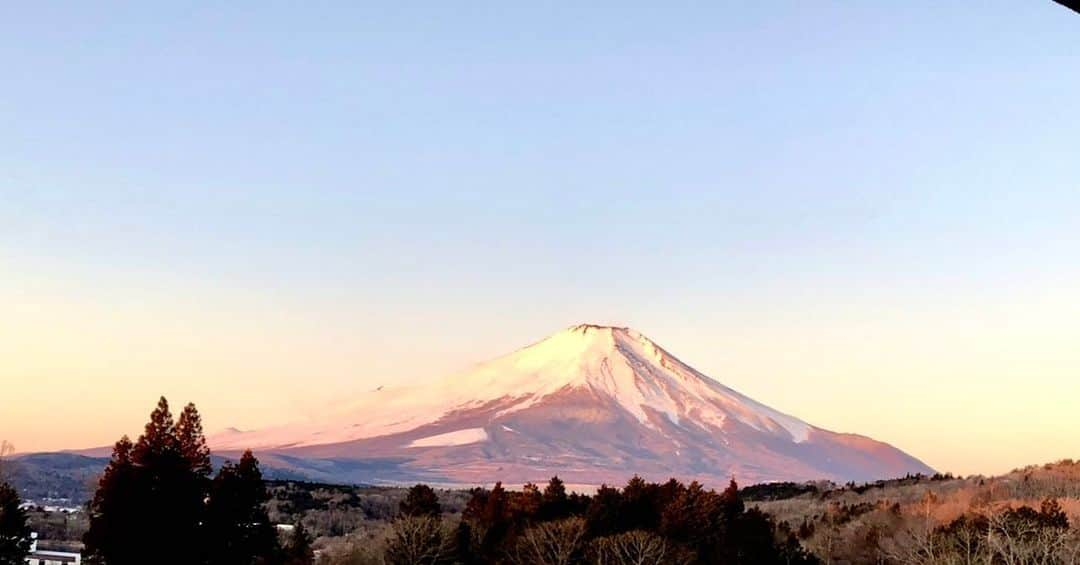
[{"xmin": 211, "ymin": 324, "xmax": 933, "ymax": 486}]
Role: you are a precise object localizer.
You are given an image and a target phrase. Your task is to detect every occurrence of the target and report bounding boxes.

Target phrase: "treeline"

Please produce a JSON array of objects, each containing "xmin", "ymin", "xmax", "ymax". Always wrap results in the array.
[
  {"xmin": 82, "ymin": 397, "xmax": 314, "ymax": 565},
  {"xmin": 753, "ymin": 462, "xmax": 1080, "ymax": 564},
  {"xmin": 264, "ymin": 481, "xmax": 470, "ymax": 539},
  {"xmin": 351, "ymin": 475, "xmax": 818, "ymax": 564},
  {"xmin": 740, "ymin": 473, "xmax": 959, "ymax": 503}
]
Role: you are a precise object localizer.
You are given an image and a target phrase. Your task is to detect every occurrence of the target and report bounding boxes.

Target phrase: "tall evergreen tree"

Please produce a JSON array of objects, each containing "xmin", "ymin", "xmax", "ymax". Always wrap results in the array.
[
  {"xmin": 176, "ymin": 403, "xmax": 213, "ymax": 477},
  {"xmin": 133, "ymin": 397, "xmax": 204, "ymax": 564},
  {"xmin": 539, "ymin": 475, "xmax": 570, "ymax": 520},
  {"xmin": 282, "ymin": 522, "xmax": 314, "ymax": 565},
  {"xmin": 461, "ymin": 483, "xmax": 510, "ymax": 562},
  {"xmin": 205, "ymin": 450, "xmax": 281, "ymax": 565},
  {"xmin": 719, "ymin": 478, "xmax": 745, "ymax": 519},
  {"xmin": 400, "ymin": 484, "xmax": 442, "ymax": 518},
  {"xmin": 621, "ymin": 475, "xmax": 662, "ymax": 531},
  {"xmin": 659, "ymin": 480, "xmax": 722, "ymax": 558},
  {"xmin": 584, "ymin": 485, "xmax": 622, "ymax": 537},
  {"xmin": 84, "ymin": 398, "xmax": 213, "ymax": 565},
  {"xmin": 175, "ymin": 403, "xmax": 213, "ymax": 556},
  {"xmin": 0, "ymin": 482, "xmax": 31, "ymax": 565},
  {"xmin": 133, "ymin": 396, "xmax": 180, "ymax": 462},
  {"xmin": 84, "ymin": 437, "xmax": 142, "ymax": 565},
  {"xmin": 515, "ymin": 482, "xmax": 542, "ymax": 519}
]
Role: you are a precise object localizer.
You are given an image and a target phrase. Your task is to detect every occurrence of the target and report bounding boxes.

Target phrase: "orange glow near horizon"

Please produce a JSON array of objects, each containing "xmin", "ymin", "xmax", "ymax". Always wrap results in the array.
[{"xmin": 3, "ymin": 259, "xmax": 1078, "ymax": 478}]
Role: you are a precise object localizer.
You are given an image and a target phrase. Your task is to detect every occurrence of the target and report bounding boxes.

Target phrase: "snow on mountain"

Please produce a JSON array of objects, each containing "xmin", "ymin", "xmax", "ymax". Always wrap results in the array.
[{"xmin": 211, "ymin": 324, "xmax": 933, "ymax": 486}]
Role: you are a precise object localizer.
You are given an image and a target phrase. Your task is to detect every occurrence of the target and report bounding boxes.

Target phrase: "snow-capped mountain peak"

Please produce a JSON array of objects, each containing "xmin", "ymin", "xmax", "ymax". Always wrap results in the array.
[
  {"xmin": 475, "ymin": 323, "xmax": 811, "ymax": 441},
  {"xmin": 211, "ymin": 324, "xmax": 933, "ymax": 485}
]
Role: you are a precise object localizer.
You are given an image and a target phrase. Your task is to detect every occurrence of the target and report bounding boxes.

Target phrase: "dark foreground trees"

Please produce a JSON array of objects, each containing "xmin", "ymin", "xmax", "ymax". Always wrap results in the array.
[
  {"xmin": 80, "ymin": 399, "xmax": 818, "ymax": 564},
  {"xmin": 282, "ymin": 522, "xmax": 314, "ymax": 565},
  {"xmin": 400, "ymin": 483, "xmax": 443, "ymax": 518},
  {"xmin": 84, "ymin": 397, "xmax": 282, "ymax": 565},
  {"xmin": 377, "ymin": 474, "xmax": 815, "ymax": 565},
  {"xmin": 0, "ymin": 482, "xmax": 32, "ymax": 565},
  {"xmin": 205, "ymin": 451, "xmax": 280, "ymax": 564}
]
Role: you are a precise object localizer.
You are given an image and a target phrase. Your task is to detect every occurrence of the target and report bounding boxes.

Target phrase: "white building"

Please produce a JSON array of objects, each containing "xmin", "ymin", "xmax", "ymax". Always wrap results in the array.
[
  {"xmin": 26, "ymin": 533, "xmax": 82, "ymax": 565},
  {"xmin": 26, "ymin": 550, "xmax": 81, "ymax": 565}
]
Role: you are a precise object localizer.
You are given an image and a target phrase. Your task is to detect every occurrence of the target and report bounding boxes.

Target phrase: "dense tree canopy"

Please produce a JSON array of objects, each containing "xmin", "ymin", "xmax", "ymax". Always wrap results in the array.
[
  {"xmin": 84, "ymin": 398, "xmax": 281, "ymax": 565},
  {"xmin": 205, "ymin": 450, "xmax": 280, "ymax": 565},
  {"xmin": 400, "ymin": 484, "xmax": 442, "ymax": 518},
  {"xmin": 446, "ymin": 475, "xmax": 815, "ymax": 564},
  {"xmin": 0, "ymin": 482, "xmax": 32, "ymax": 565},
  {"xmin": 76, "ymin": 397, "xmax": 823, "ymax": 564}
]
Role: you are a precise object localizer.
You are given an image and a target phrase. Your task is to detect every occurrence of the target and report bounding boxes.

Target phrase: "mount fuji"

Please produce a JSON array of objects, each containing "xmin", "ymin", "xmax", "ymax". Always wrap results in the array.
[{"xmin": 212, "ymin": 324, "xmax": 933, "ymax": 486}]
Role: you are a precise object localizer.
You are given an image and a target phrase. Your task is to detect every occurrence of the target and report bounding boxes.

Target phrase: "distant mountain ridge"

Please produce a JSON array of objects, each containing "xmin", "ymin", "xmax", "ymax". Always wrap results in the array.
[
  {"xmin": 211, "ymin": 324, "xmax": 933, "ymax": 486},
  {"xmin": 5, "ymin": 452, "xmax": 318, "ymax": 502}
]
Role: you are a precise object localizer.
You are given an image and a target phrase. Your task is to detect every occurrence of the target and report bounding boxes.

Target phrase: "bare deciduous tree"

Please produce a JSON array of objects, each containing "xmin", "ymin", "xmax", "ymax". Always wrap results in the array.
[
  {"xmin": 511, "ymin": 517, "xmax": 588, "ymax": 565},
  {"xmin": 0, "ymin": 440, "xmax": 13, "ymax": 479},
  {"xmin": 985, "ymin": 508, "xmax": 1072, "ymax": 565},
  {"xmin": 590, "ymin": 530, "xmax": 688, "ymax": 565},
  {"xmin": 383, "ymin": 515, "xmax": 454, "ymax": 565}
]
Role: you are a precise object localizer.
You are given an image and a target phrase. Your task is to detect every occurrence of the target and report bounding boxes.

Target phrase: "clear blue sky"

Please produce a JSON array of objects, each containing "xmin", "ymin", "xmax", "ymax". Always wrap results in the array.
[{"xmin": 2, "ymin": 2, "xmax": 1078, "ymax": 474}]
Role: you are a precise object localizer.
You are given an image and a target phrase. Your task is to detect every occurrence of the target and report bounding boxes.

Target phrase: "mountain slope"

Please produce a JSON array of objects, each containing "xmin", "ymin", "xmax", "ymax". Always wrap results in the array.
[{"xmin": 213, "ymin": 324, "xmax": 933, "ymax": 485}]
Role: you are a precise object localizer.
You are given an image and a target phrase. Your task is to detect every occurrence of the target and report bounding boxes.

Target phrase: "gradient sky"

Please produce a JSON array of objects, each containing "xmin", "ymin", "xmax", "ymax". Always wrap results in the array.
[{"xmin": 2, "ymin": 2, "xmax": 1078, "ymax": 476}]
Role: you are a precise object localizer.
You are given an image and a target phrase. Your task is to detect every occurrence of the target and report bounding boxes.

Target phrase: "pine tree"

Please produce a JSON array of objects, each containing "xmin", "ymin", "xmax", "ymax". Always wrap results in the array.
[
  {"xmin": 515, "ymin": 482, "xmax": 542, "ymax": 520},
  {"xmin": 133, "ymin": 396, "xmax": 180, "ymax": 462},
  {"xmin": 621, "ymin": 475, "xmax": 661, "ymax": 531},
  {"xmin": 133, "ymin": 397, "xmax": 205, "ymax": 563},
  {"xmin": 659, "ymin": 480, "xmax": 722, "ymax": 558},
  {"xmin": 451, "ymin": 520, "xmax": 477, "ymax": 565},
  {"xmin": 461, "ymin": 483, "xmax": 510, "ymax": 562},
  {"xmin": 205, "ymin": 450, "xmax": 281, "ymax": 565},
  {"xmin": 719, "ymin": 478, "xmax": 744, "ymax": 519},
  {"xmin": 84, "ymin": 437, "xmax": 142, "ymax": 565},
  {"xmin": 540, "ymin": 475, "xmax": 569, "ymax": 520},
  {"xmin": 282, "ymin": 522, "xmax": 314, "ymax": 565},
  {"xmin": 584, "ymin": 485, "xmax": 624, "ymax": 537},
  {"xmin": 177, "ymin": 403, "xmax": 213, "ymax": 478},
  {"xmin": 175, "ymin": 403, "xmax": 213, "ymax": 557},
  {"xmin": 400, "ymin": 484, "xmax": 442, "ymax": 518},
  {"xmin": 0, "ymin": 482, "xmax": 31, "ymax": 565},
  {"xmin": 84, "ymin": 398, "xmax": 213, "ymax": 565}
]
